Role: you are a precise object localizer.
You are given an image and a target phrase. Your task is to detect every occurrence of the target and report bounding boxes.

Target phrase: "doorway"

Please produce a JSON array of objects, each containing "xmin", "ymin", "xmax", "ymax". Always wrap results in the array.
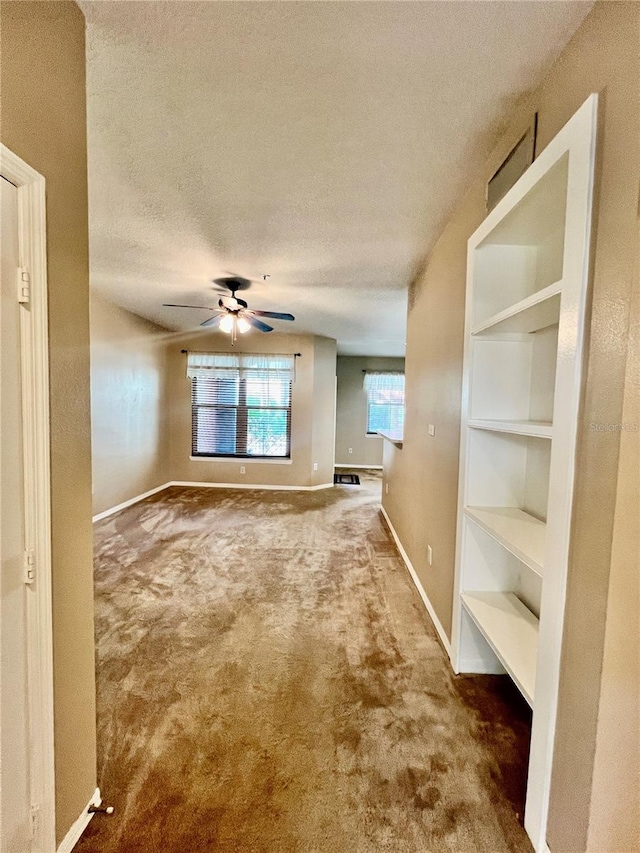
[{"xmin": 0, "ymin": 149, "xmax": 55, "ymax": 852}]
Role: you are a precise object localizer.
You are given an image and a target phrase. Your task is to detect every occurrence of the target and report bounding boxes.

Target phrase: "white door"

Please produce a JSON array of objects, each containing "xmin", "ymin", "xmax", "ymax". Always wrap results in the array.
[{"xmin": 0, "ymin": 175, "xmax": 32, "ymax": 851}]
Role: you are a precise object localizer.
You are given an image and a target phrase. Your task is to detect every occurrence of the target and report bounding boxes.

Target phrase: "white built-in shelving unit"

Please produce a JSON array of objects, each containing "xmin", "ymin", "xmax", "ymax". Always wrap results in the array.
[{"xmin": 452, "ymin": 95, "xmax": 597, "ymax": 853}]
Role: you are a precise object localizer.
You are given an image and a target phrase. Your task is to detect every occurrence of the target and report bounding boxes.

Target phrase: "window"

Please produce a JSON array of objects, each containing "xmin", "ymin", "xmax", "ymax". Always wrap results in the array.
[
  {"xmin": 187, "ymin": 352, "xmax": 294, "ymax": 458},
  {"xmin": 364, "ymin": 371, "xmax": 405, "ymax": 435}
]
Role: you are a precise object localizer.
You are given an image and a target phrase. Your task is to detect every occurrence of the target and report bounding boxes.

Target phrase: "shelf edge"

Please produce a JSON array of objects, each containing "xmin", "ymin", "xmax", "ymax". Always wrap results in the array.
[
  {"xmin": 461, "ymin": 591, "xmax": 537, "ymax": 707},
  {"xmin": 471, "ymin": 279, "xmax": 562, "ymax": 336},
  {"xmin": 464, "ymin": 506, "xmax": 545, "ymax": 577},
  {"xmin": 467, "ymin": 419, "xmax": 553, "ymax": 439}
]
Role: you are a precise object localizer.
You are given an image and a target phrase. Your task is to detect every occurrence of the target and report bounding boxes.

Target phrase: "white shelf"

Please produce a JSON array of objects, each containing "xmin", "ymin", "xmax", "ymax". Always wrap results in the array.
[
  {"xmin": 468, "ymin": 419, "xmax": 553, "ymax": 439},
  {"xmin": 465, "ymin": 506, "xmax": 545, "ymax": 576},
  {"xmin": 472, "ymin": 281, "xmax": 561, "ymax": 336},
  {"xmin": 461, "ymin": 591, "xmax": 539, "ymax": 707},
  {"xmin": 453, "ymin": 96, "xmax": 598, "ymax": 848}
]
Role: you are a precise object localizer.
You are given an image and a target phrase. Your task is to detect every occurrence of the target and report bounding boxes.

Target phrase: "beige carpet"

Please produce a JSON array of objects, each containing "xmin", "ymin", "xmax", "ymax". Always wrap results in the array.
[{"xmin": 76, "ymin": 473, "xmax": 532, "ymax": 853}]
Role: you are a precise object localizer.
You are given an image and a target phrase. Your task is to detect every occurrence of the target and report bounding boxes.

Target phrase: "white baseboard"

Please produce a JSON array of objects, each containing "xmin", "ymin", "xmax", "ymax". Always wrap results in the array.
[
  {"xmin": 57, "ymin": 788, "xmax": 101, "ymax": 853},
  {"xmin": 334, "ymin": 463, "xmax": 383, "ymax": 469},
  {"xmin": 92, "ymin": 483, "xmax": 171, "ymax": 522},
  {"xmin": 380, "ymin": 504, "xmax": 452, "ymax": 659},
  {"xmin": 169, "ymin": 480, "xmax": 334, "ymax": 492}
]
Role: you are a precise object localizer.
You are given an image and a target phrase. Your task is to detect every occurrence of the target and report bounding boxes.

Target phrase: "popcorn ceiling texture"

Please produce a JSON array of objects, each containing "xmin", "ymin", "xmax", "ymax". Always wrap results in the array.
[
  {"xmin": 80, "ymin": 0, "xmax": 590, "ymax": 356},
  {"xmin": 75, "ymin": 474, "xmax": 532, "ymax": 852}
]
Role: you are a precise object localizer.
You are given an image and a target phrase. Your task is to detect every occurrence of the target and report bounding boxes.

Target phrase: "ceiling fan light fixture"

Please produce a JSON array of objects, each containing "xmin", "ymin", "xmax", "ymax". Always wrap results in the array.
[
  {"xmin": 237, "ymin": 316, "xmax": 251, "ymax": 334},
  {"xmin": 219, "ymin": 314, "xmax": 234, "ymax": 334}
]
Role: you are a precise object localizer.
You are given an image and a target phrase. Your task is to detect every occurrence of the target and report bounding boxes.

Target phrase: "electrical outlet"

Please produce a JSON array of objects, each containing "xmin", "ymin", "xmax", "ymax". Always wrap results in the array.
[
  {"xmin": 428, "ymin": 424, "xmax": 435, "ymax": 436},
  {"xmin": 427, "ymin": 545, "xmax": 433, "ymax": 565},
  {"xmin": 240, "ymin": 466, "xmax": 246, "ymax": 474},
  {"xmin": 313, "ymin": 462, "xmax": 318, "ymax": 471},
  {"xmin": 385, "ymin": 483, "xmax": 389, "ymax": 495},
  {"xmin": 348, "ymin": 447, "xmax": 353, "ymax": 454}
]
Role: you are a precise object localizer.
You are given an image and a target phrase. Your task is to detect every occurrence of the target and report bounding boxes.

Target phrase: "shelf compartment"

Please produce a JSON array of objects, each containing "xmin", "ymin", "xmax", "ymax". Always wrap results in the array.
[
  {"xmin": 468, "ymin": 419, "xmax": 552, "ymax": 439},
  {"xmin": 465, "ymin": 506, "xmax": 545, "ymax": 576},
  {"xmin": 469, "ymin": 326, "xmax": 558, "ymax": 423},
  {"xmin": 461, "ymin": 591, "xmax": 539, "ymax": 707},
  {"xmin": 461, "ymin": 517, "xmax": 542, "ymax": 617},
  {"xmin": 472, "ymin": 281, "xmax": 561, "ymax": 336},
  {"xmin": 465, "ymin": 430, "xmax": 551, "ymax": 526},
  {"xmin": 471, "ymin": 154, "xmax": 569, "ymax": 328}
]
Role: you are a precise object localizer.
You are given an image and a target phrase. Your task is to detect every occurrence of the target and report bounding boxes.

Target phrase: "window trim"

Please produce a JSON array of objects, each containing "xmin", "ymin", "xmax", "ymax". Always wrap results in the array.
[{"xmin": 189, "ymin": 456, "xmax": 293, "ymax": 465}]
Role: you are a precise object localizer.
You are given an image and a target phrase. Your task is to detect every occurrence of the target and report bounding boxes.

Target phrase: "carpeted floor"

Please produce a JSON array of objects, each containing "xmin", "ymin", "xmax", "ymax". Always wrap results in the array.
[{"xmin": 76, "ymin": 472, "xmax": 532, "ymax": 853}]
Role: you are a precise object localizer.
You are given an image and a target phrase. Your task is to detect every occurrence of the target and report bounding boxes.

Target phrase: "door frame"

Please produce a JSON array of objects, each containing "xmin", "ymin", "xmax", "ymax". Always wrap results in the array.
[{"xmin": 1, "ymin": 144, "xmax": 55, "ymax": 851}]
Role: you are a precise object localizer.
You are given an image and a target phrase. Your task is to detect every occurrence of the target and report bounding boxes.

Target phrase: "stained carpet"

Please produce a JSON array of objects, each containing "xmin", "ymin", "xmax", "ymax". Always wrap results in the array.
[{"xmin": 76, "ymin": 473, "xmax": 532, "ymax": 853}]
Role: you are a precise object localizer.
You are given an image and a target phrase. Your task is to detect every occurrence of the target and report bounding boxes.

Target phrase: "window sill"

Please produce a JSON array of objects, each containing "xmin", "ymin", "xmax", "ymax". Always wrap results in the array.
[{"xmin": 189, "ymin": 456, "xmax": 293, "ymax": 465}]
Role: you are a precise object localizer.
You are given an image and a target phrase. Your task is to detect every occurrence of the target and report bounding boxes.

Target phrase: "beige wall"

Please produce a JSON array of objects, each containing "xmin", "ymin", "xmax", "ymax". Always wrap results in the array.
[
  {"xmin": 90, "ymin": 294, "xmax": 170, "ymax": 515},
  {"xmin": 0, "ymin": 1, "xmax": 97, "ymax": 843},
  {"xmin": 2, "ymin": 2, "xmax": 634, "ymax": 848},
  {"xmin": 382, "ymin": 2, "xmax": 639, "ymax": 850},
  {"xmin": 586, "ymin": 268, "xmax": 639, "ymax": 853},
  {"xmin": 311, "ymin": 337, "xmax": 340, "ymax": 486},
  {"xmin": 168, "ymin": 332, "xmax": 336, "ymax": 488},
  {"xmin": 335, "ymin": 356, "xmax": 405, "ymax": 467}
]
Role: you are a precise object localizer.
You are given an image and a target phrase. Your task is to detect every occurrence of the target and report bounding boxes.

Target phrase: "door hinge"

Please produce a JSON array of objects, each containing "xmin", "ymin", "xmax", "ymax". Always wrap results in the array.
[
  {"xmin": 18, "ymin": 267, "xmax": 31, "ymax": 304},
  {"xmin": 30, "ymin": 804, "xmax": 40, "ymax": 839},
  {"xmin": 24, "ymin": 549, "xmax": 36, "ymax": 584}
]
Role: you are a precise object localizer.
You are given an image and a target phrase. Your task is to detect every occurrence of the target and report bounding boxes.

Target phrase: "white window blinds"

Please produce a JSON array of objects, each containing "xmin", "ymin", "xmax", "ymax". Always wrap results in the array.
[
  {"xmin": 363, "ymin": 371, "xmax": 405, "ymax": 435},
  {"xmin": 187, "ymin": 353, "xmax": 294, "ymax": 458}
]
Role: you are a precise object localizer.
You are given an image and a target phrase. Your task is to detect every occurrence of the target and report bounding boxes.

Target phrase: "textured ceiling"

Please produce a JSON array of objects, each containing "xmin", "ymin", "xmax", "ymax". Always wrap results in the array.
[{"xmin": 81, "ymin": 1, "xmax": 590, "ymax": 356}]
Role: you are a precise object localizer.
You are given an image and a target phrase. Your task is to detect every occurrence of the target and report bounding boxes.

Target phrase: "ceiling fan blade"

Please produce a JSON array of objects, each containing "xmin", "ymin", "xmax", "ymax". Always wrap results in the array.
[
  {"xmin": 249, "ymin": 310, "xmax": 295, "ymax": 321},
  {"xmin": 163, "ymin": 303, "xmax": 217, "ymax": 310},
  {"xmin": 200, "ymin": 315, "xmax": 222, "ymax": 328},
  {"xmin": 243, "ymin": 314, "xmax": 273, "ymax": 333}
]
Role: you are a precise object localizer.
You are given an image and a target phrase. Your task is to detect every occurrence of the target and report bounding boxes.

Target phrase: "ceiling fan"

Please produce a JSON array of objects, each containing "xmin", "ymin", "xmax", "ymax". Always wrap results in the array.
[{"xmin": 163, "ymin": 276, "xmax": 295, "ymax": 341}]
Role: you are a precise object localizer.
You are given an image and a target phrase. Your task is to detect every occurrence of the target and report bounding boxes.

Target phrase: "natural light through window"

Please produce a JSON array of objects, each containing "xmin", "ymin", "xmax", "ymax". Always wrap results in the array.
[
  {"xmin": 187, "ymin": 352, "xmax": 294, "ymax": 458},
  {"xmin": 364, "ymin": 371, "xmax": 405, "ymax": 435}
]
